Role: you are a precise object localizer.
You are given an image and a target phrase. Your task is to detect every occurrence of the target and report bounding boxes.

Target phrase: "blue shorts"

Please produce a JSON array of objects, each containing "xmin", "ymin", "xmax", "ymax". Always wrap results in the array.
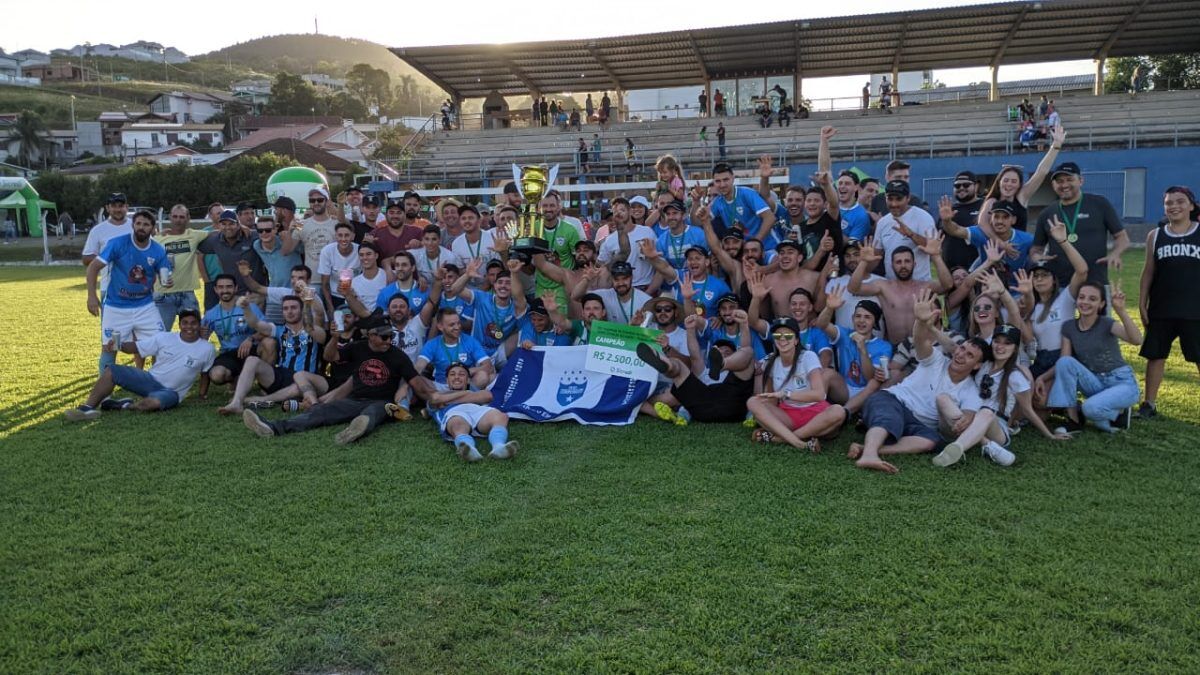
[
  {"xmin": 109, "ymin": 365, "xmax": 181, "ymax": 410},
  {"xmin": 863, "ymin": 391, "xmax": 940, "ymax": 445}
]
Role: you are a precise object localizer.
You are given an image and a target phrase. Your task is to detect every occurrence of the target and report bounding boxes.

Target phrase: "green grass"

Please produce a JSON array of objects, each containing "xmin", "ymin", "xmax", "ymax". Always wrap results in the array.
[
  {"xmin": 2, "ymin": 253, "xmax": 1200, "ymax": 672},
  {"xmin": 0, "ymin": 84, "xmax": 135, "ymax": 130}
]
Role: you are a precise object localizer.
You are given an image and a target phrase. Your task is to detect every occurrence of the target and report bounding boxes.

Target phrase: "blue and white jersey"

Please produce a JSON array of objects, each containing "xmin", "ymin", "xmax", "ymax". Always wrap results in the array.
[
  {"xmin": 656, "ymin": 226, "xmax": 708, "ymax": 274},
  {"xmin": 518, "ymin": 315, "xmax": 572, "ymax": 347},
  {"xmin": 967, "ymin": 226, "xmax": 1035, "ymax": 284},
  {"xmin": 376, "ymin": 281, "xmax": 430, "ymax": 316},
  {"xmin": 676, "ymin": 274, "xmax": 731, "ymax": 318},
  {"xmin": 709, "ymin": 186, "xmax": 771, "ymax": 239},
  {"xmin": 273, "ymin": 324, "xmax": 322, "ymax": 373},
  {"xmin": 438, "ymin": 293, "xmax": 474, "ymax": 325},
  {"xmin": 840, "ymin": 203, "xmax": 872, "ymax": 242},
  {"xmin": 761, "ymin": 202, "xmax": 797, "ymax": 252},
  {"xmin": 427, "ymin": 383, "xmax": 489, "ymax": 428},
  {"xmin": 468, "ymin": 290, "xmax": 518, "ymax": 352},
  {"xmin": 761, "ymin": 325, "xmax": 833, "ymax": 358},
  {"xmin": 831, "ymin": 326, "xmax": 892, "ymax": 393},
  {"xmin": 202, "ymin": 303, "xmax": 265, "ymax": 352},
  {"xmin": 418, "ymin": 334, "xmax": 490, "ymax": 382},
  {"xmin": 99, "ymin": 235, "xmax": 170, "ymax": 309}
]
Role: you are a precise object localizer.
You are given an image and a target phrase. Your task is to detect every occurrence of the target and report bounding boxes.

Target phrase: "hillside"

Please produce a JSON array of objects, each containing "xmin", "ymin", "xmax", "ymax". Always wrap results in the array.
[
  {"xmin": 201, "ymin": 34, "xmax": 430, "ymax": 86},
  {"xmin": 0, "ymin": 84, "xmax": 133, "ymax": 129}
]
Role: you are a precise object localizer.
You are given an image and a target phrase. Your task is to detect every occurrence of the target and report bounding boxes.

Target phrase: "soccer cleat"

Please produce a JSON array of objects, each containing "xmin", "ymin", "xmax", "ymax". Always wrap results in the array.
[
  {"xmin": 488, "ymin": 441, "xmax": 519, "ymax": 460},
  {"xmin": 932, "ymin": 442, "xmax": 965, "ymax": 468},
  {"xmin": 64, "ymin": 406, "xmax": 100, "ymax": 422},
  {"xmin": 1137, "ymin": 401, "xmax": 1157, "ymax": 419},
  {"xmin": 1113, "ymin": 408, "xmax": 1131, "ymax": 430},
  {"xmin": 636, "ymin": 342, "xmax": 670, "ymax": 374},
  {"xmin": 384, "ymin": 403, "xmax": 412, "ymax": 421},
  {"xmin": 242, "ymin": 409, "xmax": 275, "ymax": 438},
  {"xmin": 99, "ymin": 398, "xmax": 133, "ymax": 411},
  {"xmin": 706, "ymin": 346, "xmax": 724, "ymax": 381},
  {"xmin": 654, "ymin": 401, "xmax": 687, "ymax": 426},
  {"xmin": 246, "ymin": 399, "xmax": 277, "ymax": 410},
  {"xmin": 334, "ymin": 415, "xmax": 371, "ymax": 445},
  {"xmin": 982, "ymin": 440, "xmax": 1016, "ymax": 467},
  {"xmin": 457, "ymin": 440, "xmax": 484, "ymax": 463}
]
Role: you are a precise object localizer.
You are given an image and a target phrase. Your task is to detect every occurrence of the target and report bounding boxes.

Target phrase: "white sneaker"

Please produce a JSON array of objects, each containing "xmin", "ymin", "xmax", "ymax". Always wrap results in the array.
[
  {"xmin": 932, "ymin": 442, "xmax": 965, "ymax": 467},
  {"xmin": 982, "ymin": 440, "xmax": 1016, "ymax": 467},
  {"xmin": 457, "ymin": 441, "xmax": 483, "ymax": 463},
  {"xmin": 64, "ymin": 406, "xmax": 100, "ymax": 422},
  {"xmin": 488, "ymin": 441, "xmax": 519, "ymax": 460}
]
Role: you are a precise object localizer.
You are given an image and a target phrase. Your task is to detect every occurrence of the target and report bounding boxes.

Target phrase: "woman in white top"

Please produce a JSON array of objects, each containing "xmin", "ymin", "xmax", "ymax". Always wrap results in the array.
[
  {"xmin": 1023, "ymin": 217, "xmax": 1088, "ymax": 379},
  {"xmin": 934, "ymin": 324, "xmax": 1072, "ymax": 468},
  {"xmin": 747, "ymin": 318, "xmax": 845, "ymax": 452}
]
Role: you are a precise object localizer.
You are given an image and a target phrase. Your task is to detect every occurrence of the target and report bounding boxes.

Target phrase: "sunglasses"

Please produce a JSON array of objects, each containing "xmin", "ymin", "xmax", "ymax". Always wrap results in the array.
[
  {"xmin": 771, "ymin": 332, "xmax": 797, "ymax": 341},
  {"xmin": 979, "ymin": 374, "xmax": 994, "ymax": 400},
  {"xmin": 954, "ymin": 183, "xmax": 973, "ymax": 189},
  {"xmin": 309, "ymin": 198, "xmax": 326, "ymax": 203},
  {"xmin": 256, "ymin": 228, "xmax": 274, "ymax": 233},
  {"xmin": 653, "ymin": 306, "xmax": 675, "ymax": 313},
  {"xmin": 975, "ymin": 304, "xmax": 995, "ymax": 312}
]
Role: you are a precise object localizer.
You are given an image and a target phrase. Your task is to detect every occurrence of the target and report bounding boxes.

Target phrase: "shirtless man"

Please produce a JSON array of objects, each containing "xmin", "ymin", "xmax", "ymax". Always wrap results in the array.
[
  {"xmin": 763, "ymin": 239, "xmax": 824, "ymax": 319},
  {"xmin": 848, "ymin": 233, "xmax": 952, "ymax": 345}
]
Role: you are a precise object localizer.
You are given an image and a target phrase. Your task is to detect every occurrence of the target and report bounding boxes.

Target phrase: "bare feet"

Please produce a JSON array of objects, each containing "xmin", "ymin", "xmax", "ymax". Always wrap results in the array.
[
  {"xmin": 856, "ymin": 458, "xmax": 899, "ymax": 474},
  {"xmin": 847, "ymin": 442, "xmax": 864, "ymax": 460},
  {"xmin": 797, "ymin": 437, "xmax": 821, "ymax": 453},
  {"xmin": 217, "ymin": 403, "xmax": 242, "ymax": 415}
]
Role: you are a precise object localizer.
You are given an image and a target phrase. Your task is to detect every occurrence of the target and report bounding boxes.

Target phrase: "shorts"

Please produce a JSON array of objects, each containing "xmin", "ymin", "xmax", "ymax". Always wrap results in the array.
[
  {"xmin": 212, "ymin": 351, "xmax": 246, "ymax": 379},
  {"xmin": 1141, "ymin": 319, "xmax": 1200, "ymax": 362},
  {"xmin": 109, "ymin": 364, "xmax": 181, "ymax": 409},
  {"xmin": 264, "ymin": 366, "xmax": 296, "ymax": 394},
  {"xmin": 100, "ymin": 303, "xmax": 164, "ymax": 345},
  {"xmin": 862, "ymin": 391, "xmax": 940, "ymax": 444},
  {"xmin": 1032, "ymin": 349, "xmax": 1060, "ymax": 379},
  {"xmin": 438, "ymin": 403, "xmax": 492, "ymax": 439},
  {"xmin": 671, "ymin": 373, "xmax": 753, "ymax": 423},
  {"xmin": 781, "ymin": 400, "xmax": 831, "ymax": 429}
]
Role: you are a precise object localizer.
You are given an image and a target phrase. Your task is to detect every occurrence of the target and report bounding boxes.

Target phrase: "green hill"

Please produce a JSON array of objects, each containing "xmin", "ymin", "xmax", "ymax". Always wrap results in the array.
[
  {"xmin": 0, "ymin": 84, "xmax": 132, "ymax": 129},
  {"xmin": 201, "ymin": 34, "xmax": 429, "ymax": 85}
]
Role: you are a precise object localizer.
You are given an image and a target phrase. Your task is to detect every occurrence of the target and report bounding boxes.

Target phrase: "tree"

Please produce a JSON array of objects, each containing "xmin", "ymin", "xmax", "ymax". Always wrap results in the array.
[
  {"xmin": 371, "ymin": 124, "xmax": 412, "ymax": 160},
  {"xmin": 346, "ymin": 63, "xmax": 392, "ymax": 111},
  {"xmin": 1105, "ymin": 53, "xmax": 1200, "ymax": 93},
  {"xmin": 323, "ymin": 91, "xmax": 368, "ymax": 120},
  {"xmin": 1104, "ymin": 56, "xmax": 1151, "ymax": 94},
  {"xmin": 12, "ymin": 112, "xmax": 50, "ymax": 168},
  {"xmin": 265, "ymin": 72, "xmax": 319, "ymax": 116}
]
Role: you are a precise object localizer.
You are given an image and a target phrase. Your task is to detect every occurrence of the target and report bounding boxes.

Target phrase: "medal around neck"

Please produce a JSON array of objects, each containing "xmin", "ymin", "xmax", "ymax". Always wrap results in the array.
[{"xmin": 508, "ymin": 164, "xmax": 557, "ymax": 257}]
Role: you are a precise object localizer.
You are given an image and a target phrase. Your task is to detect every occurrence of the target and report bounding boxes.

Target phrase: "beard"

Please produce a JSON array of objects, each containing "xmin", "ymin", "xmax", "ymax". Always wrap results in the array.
[{"xmin": 894, "ymin": 268, "xmax": 913, "ymax": 281}]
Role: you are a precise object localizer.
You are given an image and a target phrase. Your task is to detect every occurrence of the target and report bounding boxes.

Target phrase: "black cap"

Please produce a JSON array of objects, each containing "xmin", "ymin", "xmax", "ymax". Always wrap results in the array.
[
  {"xmin": 272, "ymin": 196, "xmax": 296, "ymax": 211},
  {"xmin": 770, "ymin": 317, "xmax": 801, "ymax": 335},
  {"xmin": 991, "ymin": 200, "xmax": 1018, "ymax": 217},
  {"xmin": 993, "ymin": 323, "xmax": 1022, "ymax": 345},
  {"xmin": 713, "ymin": 338, "xmax": 737, "ymax": 350},
  {"xmin": 716, "ymin": 293, "xmax": 740, "ymax": 308},
  {"xmin": 954, "ymin": 171, "xmax": 979, "ymax": 184},
  {"xmin": 1030, "ymin": 259, "xmax": 1054, "ymax": 273},
  {"xmin": 775, "ymin": 239, "xmax": 803, "ymax": 253},
  {"xmin": 843, "ymin": 238, "xmax": 863, "ymax": 251},
  {"xmin": 580, "ymin": 292, "xmax": 605, "ymax": 306},
  {"xmin": 346, "ymin": 185, "xmax": 363, "ymax": 194},
  {"xmin": 855, "ymin": 299, "xmax": 883, "ymax": 327},
  {"xmin": 385, "ymin": 198, "xmax": 404, "ymax": 210},
  {"xmin": 528, "ymin": 298, "xmax": 549, "ymax": 316},
  {"xmin": 684, "ymin": 245, "xmax": 708, "ymax": 258},
  {"xmin": 458, "ymin": 204, "xmax": 480, "ymax": 218},
  {"xmin": 177, "ymin": 308, "xmax": 201, "ymax": 322},
  {"xmin": 884, "ymin": 179, "xmax": 910, "ymax": 197},
  {"xmin": 503, "ymin": 182, "xmax": 521, "ymax": 195},
  {"xmin": 662, "ymin": 200, "xmax": 686, "ymax": 213},
  {"xmin": 106, "ymin": 192, "xmax": 127, "ymax": 204},
  {"xmin": 722, "ymin": 229, "xmax": 745, "ymax": 242},
  {"xmin": 610, "ymin": 261, "xmax": 634, "ymax": 277},
  {"xmin": 1050, "ymin": 162, "xmax": 1082, "ymax": 179},
  {"xmin": 236, "ymin": 201, "xmax": 254, "ymax": 213},
  {"xmin": 363, "ymin": 194, "xmax": 381, "ymax": 207},
  {"xmin": 367, "ymin": 324, "xmax": 395, "ymax": 338}
]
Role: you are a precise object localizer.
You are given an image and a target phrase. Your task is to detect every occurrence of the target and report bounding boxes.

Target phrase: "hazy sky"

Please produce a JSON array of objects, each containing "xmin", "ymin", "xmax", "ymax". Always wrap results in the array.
[{"xmin": 3, "ymin": 0, "xmax": 1091, "ymax": 100}]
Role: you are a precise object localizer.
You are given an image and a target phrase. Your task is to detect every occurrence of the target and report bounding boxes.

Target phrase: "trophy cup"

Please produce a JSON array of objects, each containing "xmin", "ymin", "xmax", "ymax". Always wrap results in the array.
[{"xmin": 507, "ymin": 163, "xmax": 559, "ymax": 257}]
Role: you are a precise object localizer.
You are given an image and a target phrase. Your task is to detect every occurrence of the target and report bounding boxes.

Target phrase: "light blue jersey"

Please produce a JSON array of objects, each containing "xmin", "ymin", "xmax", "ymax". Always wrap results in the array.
[
  {"xmin": 376, "ymin": 281, "xmax": 430, "ymax": 316},
  {"xmin": 709, "ymin": 186, "xmax": 770, "ymax": 239},
  {"xmin": 831, "ymin": 326, "xmax": 892, "ymax": 393},
  {"xmin": 203, "ymin": 303, "xmax": 265, "ymax": 352},
  {"xmin": 468, "ymin": 290, "xmax": 519, "ymax": 352},
  {"xmin": 656, "ymin": 226, "xmax": 708, "ymax": 274},
  {"xmin": 99, "ymin": 235, "xmax": 170, "ymax": 309},
  {"xmin": 419, "ymin": 334, "xmax": 489, "ymax": 382}
]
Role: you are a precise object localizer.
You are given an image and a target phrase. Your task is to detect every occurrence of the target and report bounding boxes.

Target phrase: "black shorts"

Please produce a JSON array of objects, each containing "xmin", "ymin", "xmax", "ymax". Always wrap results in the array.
[
  {"xmin": 670, "ymin": 373, "xmax": 754, "ymax": 423},
  {"xmin": 1141, "ymin": 319, "xmax": 1200, "ymax": 362},
  {"xmin": 264, "ymin": 366, "xmax": 296, "ymax": 394},
  {"xmin": 213, "ymin": 351, "xmax": 246, "ymax": 379},
  {"xmin": 862, "ymin": 391, "xmax": 940, "ymax": 445}
]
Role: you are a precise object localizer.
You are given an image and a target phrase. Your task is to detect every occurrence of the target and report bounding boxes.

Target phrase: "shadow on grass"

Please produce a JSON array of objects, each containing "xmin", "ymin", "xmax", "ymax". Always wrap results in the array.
[{"xmin": 0, "ymin": 376, "xmax": 93, "ymax": 432}]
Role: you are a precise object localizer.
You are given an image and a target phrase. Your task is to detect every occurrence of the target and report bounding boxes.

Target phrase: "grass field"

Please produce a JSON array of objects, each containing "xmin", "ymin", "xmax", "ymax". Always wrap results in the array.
[{"xmin": 2, "ymin": 254, "xmax": 1199, "ymax": 672}]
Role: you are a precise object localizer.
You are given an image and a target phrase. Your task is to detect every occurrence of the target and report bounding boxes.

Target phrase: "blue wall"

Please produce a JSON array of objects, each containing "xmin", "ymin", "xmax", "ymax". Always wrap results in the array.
[{"xmin": 789, "ymin": 146, "xmax": 1197, "ymax": 225}]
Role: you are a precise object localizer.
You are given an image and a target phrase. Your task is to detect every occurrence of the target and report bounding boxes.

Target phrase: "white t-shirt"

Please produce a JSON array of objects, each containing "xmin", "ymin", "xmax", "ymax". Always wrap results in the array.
[
  {"xmin": 593, "ymin": 287, "xmax": 652, "ymax": 326},
  {"xmin": 451, "ymin": 230, "xmax": 499, "ymax": 268},
  {"xmin": 295, "ymin": 216, "xmax": 337, "ymax": 277},
  {"xmin": 874, "ymin": 206, "xmax": 936, "ymax": 281},
  {"xmin": 83, "ymin": 218, "xmax": 133, "ymax": 292},
  {"xmin": 137, "ymin": 332, "xmax": 216, "ymax": 399},
  {"xmin": 1031, "ymin": 287, "xmax": 1075, "ymax": 351},
  {"xmin": 389, "ymin": 315, "xmax": 427, "ymax": 361},
  {"xmin": 598, "ymin": 224, "xmax": 657, "ymax": 287},
  {"xmin": 825, "ymin": 273, "xmax": 885, "ymax": 330},
  {"xmin": 317, "ymin": 242, "xmax": 361, "ymax": 298},
  {"xmin": 352, "ymin": 268, "xmax": 390, "ymax": 312},
  {"xmin": 770, "ymin": 350, "xmax": 824, "ymax": 409},
  {"xmin": 414, "ymin": 246, "xmax": 460, "ymax": 285},
  {"xmin": 976, "ymin": 366, "xmax": 1031, "ymax": 418},
  {"xmin": 887, "ymin": 349, "xmax": 982, "ymax": 427},
  {"xmin": 560, "ymin": 214, "xmax": 587, "ymax": 240}
]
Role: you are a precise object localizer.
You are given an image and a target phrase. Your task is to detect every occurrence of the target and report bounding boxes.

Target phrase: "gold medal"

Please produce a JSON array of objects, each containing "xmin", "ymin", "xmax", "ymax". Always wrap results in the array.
[
  {"xmin": 1067, "ymin": 233, "xmax": 1078, "ymax": 243},
  {"xmin": 695, "ymin": 306, "xmax": 705, "ymax": 316}
]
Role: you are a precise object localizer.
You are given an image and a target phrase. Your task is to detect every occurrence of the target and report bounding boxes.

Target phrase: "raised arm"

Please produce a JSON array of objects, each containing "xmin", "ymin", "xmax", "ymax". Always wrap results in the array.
[
  {"xmin": 813, "ymin": 285, "xmax": 843, "ymax": 342},
  {"xmin": 236, "ymin": 296, "xmax": 273, "ymax": 337},
  {"xmin": 848, "ymin": 239, "xmax": 884, "ymax": 297},
  {"xmin": 817, "ymin": 126, "xmax": 835, "ymax": 177},
  {"xmin": 757, "ymin": 155, "xmax": 775, "ymax": 202},
  {"xmin": 531, "ymin": 253, "xmax": 570, "ymax": 286},
  {"xmin": 1046, "ymin": 215, "xmax": 1090, "ymax": 298},
  {"xmin": 682, "ymin": 314, "xmax": 707, "ymax": 376},
  {"xmin": 236, "ymin": 259, "xmax": 268, "ymax": 294},
  {"xmin": 921, "ymin": 232, "xmax": 954, "ymax": 293},
  {"xmin": 1020, "ymin": 124, "xmax": 1065, "ymax": 204},
  {"xmin": 639, "ymin": 239, "xmax": 679, "ymax": 285},
  {"xmin": 745, "ymin": 268, "xmax": 771, "ymax": 334},
  {"xmin": 507, "ymin": 258, "xmax": 528, "ymax": 317},
  {"xmin": 911, "ymin": 288, "xmax": 938, "ymax": 360},
  {"xmin": 695, "ymin": 202, "xmax": 739, "ymax": 282},
  {"xmin": 542, "ymin": 293, "xmax": 572, "ymax": 333},
  {"xmin": 1109, "ymin": 285, "xmax": 1143, "ymax": 345},
  {"xmin": 937, "ymin": 195, "xmax": 971, "ymax": 240}
]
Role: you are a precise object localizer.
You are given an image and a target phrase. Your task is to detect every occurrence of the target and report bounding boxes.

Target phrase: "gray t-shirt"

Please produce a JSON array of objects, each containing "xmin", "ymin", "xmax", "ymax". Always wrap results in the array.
[
  {"xmin": 1061, "ymin": 316, "xmax": 1125, "ymax": 374},
  {"xmin": 1033, "ymin": 194, "xmax": 1123, "ymax": 286}
]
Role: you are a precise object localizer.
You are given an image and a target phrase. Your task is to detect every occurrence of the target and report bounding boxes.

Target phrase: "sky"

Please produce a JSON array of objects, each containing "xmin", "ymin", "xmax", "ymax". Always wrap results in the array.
[{"xmin": 2, "ymin": 0, "xmax": 1092, "ymax": 100}]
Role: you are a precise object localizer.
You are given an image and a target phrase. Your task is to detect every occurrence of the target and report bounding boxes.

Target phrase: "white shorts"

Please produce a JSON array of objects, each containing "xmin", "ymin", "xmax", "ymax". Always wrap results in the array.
[
  {"xmin": 438, "ymin": 403, "xmax": 493, "ymax": 438},
  {"xmin": 101, "ymin": 303, "xmax": 164, "ymax": 345}
]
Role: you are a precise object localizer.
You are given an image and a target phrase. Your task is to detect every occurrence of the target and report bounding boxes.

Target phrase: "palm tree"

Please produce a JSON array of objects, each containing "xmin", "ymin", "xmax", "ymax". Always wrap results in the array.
[{"xmin": 12, "ymin": 111, "xmax": 50, "ymax": 168}]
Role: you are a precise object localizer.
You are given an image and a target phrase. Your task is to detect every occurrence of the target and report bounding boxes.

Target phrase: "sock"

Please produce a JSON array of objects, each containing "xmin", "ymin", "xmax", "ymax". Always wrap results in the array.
[
  {"xmin": 677, "ymin": 406, "xmax": 692, "ymax": 422},
  {"xmin": 488, "ymin": 427, "xmax": 508, "ymax": 448},
  {"xmin": 454, "ymin": 434, "xmax": 476, "ymax": 450}
]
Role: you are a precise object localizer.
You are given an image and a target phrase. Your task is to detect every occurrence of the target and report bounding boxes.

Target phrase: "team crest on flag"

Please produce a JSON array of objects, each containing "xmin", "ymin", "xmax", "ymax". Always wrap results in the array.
[{"xmin": 556, "ymin": 370, "xmax": 587, "ymax": 405}]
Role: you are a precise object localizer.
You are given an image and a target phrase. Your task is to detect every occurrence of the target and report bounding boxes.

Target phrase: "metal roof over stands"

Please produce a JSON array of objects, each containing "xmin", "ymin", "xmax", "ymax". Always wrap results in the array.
[{"xmin": 390, "ymin": 0, "xmax": 1200, "ymax": 99}]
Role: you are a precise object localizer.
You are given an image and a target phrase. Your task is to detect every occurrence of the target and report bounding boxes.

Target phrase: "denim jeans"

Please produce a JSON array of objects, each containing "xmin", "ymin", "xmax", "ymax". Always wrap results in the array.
[
  {"xmin": 1048, "ymin": 357, "xmax": 1139, "ymax": 430},
  {"xmin": 154, "ymin": 290, "xmax": 199, "ymax": 331}
]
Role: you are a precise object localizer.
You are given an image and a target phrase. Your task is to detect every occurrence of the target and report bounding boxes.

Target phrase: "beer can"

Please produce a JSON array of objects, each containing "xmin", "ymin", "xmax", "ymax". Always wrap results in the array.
[
  {"xmin": 158, "ymin": 265, "xmax": 173, "ymax": 287},
  {"xmin": 110, "ymin": 330, "xmax": 122, "ymax": 349},
  {"xmin": 333, "ymin": 310, "xmax": 346, "ymax": 332}
]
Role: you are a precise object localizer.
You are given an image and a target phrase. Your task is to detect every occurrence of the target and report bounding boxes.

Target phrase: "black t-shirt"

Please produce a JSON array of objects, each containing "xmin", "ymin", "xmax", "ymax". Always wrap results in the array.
[
  {"xmin": 942, "ymin": 198, "xmax": 983, "ymax": 271},
  {"xmin": 801, "ymin": 212, "xmax": 845, "ymax": 268},
  {"xmin": 1033, "ymin": 194, "xmax": 1124, "ymax": 286},
  {"xmin": 341, "ymin": 341, "xmax": 419, "ymax": 400}
]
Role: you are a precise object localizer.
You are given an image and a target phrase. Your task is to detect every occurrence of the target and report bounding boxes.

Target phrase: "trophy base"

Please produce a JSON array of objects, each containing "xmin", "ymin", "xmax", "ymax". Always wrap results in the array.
[{"xmin": 513, "ymin": 236, "xmax": 552, "ymax": 256}]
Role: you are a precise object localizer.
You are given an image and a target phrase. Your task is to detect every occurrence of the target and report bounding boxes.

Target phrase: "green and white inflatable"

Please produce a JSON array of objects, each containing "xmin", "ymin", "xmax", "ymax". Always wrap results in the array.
[
  {"xmin": 265, "ymin": 166, "xmax": 328, "ymax": 214},
  {"xmin": 0, "ymin": 177, "xmax": 44, "ymax": 236}
]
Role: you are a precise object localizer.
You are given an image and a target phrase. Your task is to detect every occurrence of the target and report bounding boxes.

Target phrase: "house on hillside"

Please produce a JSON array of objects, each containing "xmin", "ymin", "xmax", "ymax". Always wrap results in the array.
[
  {"xmin": 231, "ymin": 80, "xmax": 272, "ymax": 111},
  {"xmin": 120, "ymin": 123, "xmax": 224, "ymax": 157},
  {"xmin": 302, "ymin": 74, "xmax": 347, "ymax": 92},
  {"xmin": 217, "ymin": 137, "xmax": 357, "ymax": 177},
  {"xmin": 98, "ymin": 111, "xmax": 172, "ymax": 150},
  {"xmin": 0, "ymin": 54, "xmax": 19, "ymax": 78},
  {"xmin": 227, "ymin": 121, "xmax": 369, "ymax": 154},
  {"xmin": 232, "ymin": 115, "xmax": 344, "ymax": 141},
  {"xmin": 10, "ymin": 49, "xmax": 50, "ymax": 67},
  {"xmin": 147, "ymin": 90, "xmax": 241, "ymax": 123},
  {"xmin": 0, "ymin": 128, "xmax": 80, "ymax": 166},
  {"xmin": 23, "ymin": 63, "xmax": 83, "ymax": 82}
]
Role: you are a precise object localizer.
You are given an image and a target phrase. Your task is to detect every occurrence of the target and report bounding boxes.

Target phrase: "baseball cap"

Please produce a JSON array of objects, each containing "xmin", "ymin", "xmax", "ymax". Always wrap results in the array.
[
  {"xmin": 308, "ymin": 186, "xmax": 330, "ymax": 200},
  {"xmin": 218, "ymin": 209, "xmax": 238, "ymax": 223},
  {"xmin": 775, "ymin": 239, "xmax": 803, "ymax": 253},
  {"xmin": 272, "ymin": 196, "xmax": 297, "ymax": 211},
  {"xmin": 684, "ymin": 245, "xmax": 708, "ymax": 258},
  {"xmin": 236, "ymin": 201, "xmax": 254, "ymax": 213},
  {"xmin": 1030, "ymin": 259, "xmax": 1054, "ymax": 273},
  {"xmin": 770, "ymin": 317, "xmax": 801, "ymax": 335},
  {"xmin": 662, "ymin": 200, "xmax": 686, "ymax": 213},
  {"xmin": 954, "ymin": 171, "xmax": 979, "ymax": 184},
  {"xmin": 843, "ymin": 238, "xmax": 863, "ymax": 251},
  {"xmin": 722, "ymin": 229, "xmax": 745, "ymax": 242},
  {"xmin": 367, "ymin": 324, "xmax": 395, "ymax": 338},
  {"xmin": 1050, "ymin": 162, "xmax": 1082, "ymax": 179},
  {"xmin": 716, "ymin": 293, "xmax": 740, "ymax": 308},
  {"xmin": 993, "ymin": 323, "xmax": 1022, "ymax": 345},
  {"xmin": 106, "ymin": 192, "xmax": 127, "ymax": 204},
  {"xmin": 885, "ymin": 179, "xmax": 910, "ymax": 197},
  {"xmin": 345, "ymin": 185, "xmax": 363, "ymax": 194},
  {"xmin": 629, "ymin": 195, "xmax": 652, "ymax": 210},
  {"xmin": 528, "ymin": 298, "xmax": 549, "ymax": 316},
  {"xmin": 363, "ymin": 194, "xmax": 381, "ymax": 207},
  {"xmin": 991, "ymin": 200, "xmax": 1018, "ymax": 217},
  {"xmin": 609, "ymin": 261, "xmax": 634, "ymax": 277},
  {"xmin": 385, "ymin": 198, "xmax": 404, "ymax": 210}
]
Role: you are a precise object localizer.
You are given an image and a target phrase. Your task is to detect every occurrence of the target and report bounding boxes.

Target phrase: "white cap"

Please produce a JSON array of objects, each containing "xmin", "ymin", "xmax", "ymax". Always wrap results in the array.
[
  {"xmin": 308, "ymin": 186, "xmax": 330, "ymax": 199},
  {"xmin": 629, "ymin": 195, "xmax": 652, "ymax": 209}
]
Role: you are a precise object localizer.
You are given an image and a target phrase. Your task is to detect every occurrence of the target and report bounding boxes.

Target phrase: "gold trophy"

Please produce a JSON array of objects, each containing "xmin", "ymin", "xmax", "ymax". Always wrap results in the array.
[{"xmin": 508, "ymin": 163, "xmax": 559, "ymax": 257}]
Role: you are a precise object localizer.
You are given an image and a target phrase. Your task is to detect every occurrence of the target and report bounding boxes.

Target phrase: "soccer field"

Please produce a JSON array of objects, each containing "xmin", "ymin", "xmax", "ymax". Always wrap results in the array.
[{"xmin": 2, "ymin": 254, "xmax": 1199, "ymax": 672}]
